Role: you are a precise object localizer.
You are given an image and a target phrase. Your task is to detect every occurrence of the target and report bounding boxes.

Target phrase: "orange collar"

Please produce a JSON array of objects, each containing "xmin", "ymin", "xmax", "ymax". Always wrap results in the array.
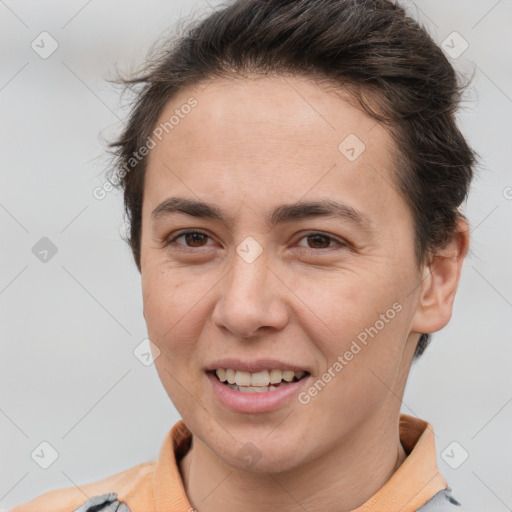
[
  {"xmin": 153, "ymin": 413, "xmax": 447, "ymax": 511},
  {"xmin": 352, "ymin": 414, "xmax": 448, "ymax": 511}
]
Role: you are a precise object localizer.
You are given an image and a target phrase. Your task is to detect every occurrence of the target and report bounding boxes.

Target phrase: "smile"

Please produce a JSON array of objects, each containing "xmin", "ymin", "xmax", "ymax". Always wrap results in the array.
[{"xmin": 211, "ymin": 368, "xmax": 308, "ymax": 393}]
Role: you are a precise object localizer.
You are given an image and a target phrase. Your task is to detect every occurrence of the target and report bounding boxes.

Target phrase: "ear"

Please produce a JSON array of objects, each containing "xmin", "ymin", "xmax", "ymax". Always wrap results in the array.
[{"xmin": 411, "ymin": 216, "xmax": 470, "ymax": 335}]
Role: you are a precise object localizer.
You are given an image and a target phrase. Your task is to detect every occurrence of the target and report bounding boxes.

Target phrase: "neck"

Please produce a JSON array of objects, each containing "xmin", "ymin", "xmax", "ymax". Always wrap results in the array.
[{"xmin": 179, "ymin": 411, "xmax": 408, "ymax": 512}]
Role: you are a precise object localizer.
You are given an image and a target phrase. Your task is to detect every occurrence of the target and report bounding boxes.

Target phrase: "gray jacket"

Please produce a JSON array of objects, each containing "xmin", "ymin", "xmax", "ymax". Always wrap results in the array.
[{"xmin": 418, "ymin": 488, "xmax": 466, "ymax": 511}]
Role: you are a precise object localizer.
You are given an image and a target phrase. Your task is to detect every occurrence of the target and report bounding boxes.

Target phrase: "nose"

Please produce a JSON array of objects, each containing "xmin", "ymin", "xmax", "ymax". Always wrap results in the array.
[{"xmin": 211, "ymin": 249, "xmax": 289, "ymax": 339}]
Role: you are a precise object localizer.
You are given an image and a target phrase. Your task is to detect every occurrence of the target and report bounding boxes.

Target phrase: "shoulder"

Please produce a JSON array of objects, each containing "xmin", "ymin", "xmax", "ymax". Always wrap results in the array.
[
  {"xmin": 417, "ymin": 488, "xmax": 472, "ymax": 511},
  {"xmin": 9, "ymin": 460, "xmax": 156, "ymax": 512}
]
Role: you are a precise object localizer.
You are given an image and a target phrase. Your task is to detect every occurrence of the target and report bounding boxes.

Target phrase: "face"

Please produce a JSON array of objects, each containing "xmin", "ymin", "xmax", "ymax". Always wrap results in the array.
[{"xmin": 140, "ymin": 75, "xmax": 427, "ymax": 473}]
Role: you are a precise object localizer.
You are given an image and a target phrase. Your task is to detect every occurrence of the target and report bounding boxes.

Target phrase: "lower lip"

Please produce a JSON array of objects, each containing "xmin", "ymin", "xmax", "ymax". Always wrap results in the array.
[{"xmin": 206, "ymin": 371, "xmax": 310, "ymax": 414}]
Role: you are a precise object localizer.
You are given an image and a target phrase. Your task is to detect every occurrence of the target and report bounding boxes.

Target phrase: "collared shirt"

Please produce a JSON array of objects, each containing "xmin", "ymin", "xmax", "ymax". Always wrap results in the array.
[{"xmin": 10, "ymin": 414, "xmax": 465, "ymax": 511}]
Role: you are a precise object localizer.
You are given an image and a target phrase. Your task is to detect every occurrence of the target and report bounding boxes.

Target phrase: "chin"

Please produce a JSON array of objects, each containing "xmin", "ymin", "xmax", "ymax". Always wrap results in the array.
[{"xmin": 213, "ymin": 435, "xmax": 310, "ymax": 475}]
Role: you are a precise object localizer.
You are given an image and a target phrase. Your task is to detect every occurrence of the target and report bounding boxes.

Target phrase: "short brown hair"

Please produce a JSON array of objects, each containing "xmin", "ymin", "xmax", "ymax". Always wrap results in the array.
[{"xmin": 108, "ymin": 0, "xmax": 477, "ymax": 359}]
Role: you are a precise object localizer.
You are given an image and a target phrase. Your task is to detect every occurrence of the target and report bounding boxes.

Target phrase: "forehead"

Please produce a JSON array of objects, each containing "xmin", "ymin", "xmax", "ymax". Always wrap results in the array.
[
  {"xmin": 150, "ymin": 75, "xmax": 387, "ymax": 159},
  {"xmin": 143, "ymin": 75, "xmax": 405, "ymax": 226}
]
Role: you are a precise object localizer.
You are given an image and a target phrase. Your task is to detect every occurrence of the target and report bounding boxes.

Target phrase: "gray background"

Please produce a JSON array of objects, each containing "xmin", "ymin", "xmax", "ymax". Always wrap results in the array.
[{"xmin": 1, "ymin": 0, "xmax": 511, "ymax": 510}]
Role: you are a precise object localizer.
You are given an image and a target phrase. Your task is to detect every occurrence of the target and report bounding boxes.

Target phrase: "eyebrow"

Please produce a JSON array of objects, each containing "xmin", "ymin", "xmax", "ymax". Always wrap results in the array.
[{"xmin": 151, "ymin": 196, "xmax": 374, "ymax": 232}]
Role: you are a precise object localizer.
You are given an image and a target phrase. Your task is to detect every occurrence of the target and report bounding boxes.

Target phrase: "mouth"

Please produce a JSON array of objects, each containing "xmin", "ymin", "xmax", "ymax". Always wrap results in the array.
[{"xmin": 207, "ymin": 368, "xmax": 310, "ymax": 393}]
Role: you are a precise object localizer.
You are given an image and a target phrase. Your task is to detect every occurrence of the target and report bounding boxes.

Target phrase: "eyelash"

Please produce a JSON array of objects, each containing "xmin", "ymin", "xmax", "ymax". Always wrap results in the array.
[{"xmin": 165, "ymin": 230, "xmax": 348, "ymax": 252}]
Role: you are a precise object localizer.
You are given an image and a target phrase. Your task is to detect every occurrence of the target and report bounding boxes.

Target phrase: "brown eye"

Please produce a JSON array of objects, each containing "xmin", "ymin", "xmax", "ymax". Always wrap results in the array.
[
  {"xmin": 166, "ymin": 230, "xmax": 212, "ymax": 248},
  {"xmin": 306, "ymin": 234, "xmax": 332, "ymax": 249},
  {"xmin": 183, "ymin": 232, "xmax": 208, "ymax": 247},
  {"xmin": 296, "ymin": 232, "xmax": 347, "ymax": 251}
]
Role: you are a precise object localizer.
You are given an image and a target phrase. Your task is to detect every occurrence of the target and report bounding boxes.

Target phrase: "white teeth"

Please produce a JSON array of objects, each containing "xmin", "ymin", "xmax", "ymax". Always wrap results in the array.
[
  {"xmin": 235, "ymin": 371, "xmax": 252, "ymax": 387},
  {"xmin": 214, "ymin": 368, "xmax": 307, "ymax": 391},
  {"xmin": 251, "ymin": 370, "xmax": 269, "ymax": 386},
  {"xmin": 238, "ymin": 385, "xmax": 269, "ymax": 393},
  {"xmin": 215, "ymin": 368, "xmax": 226, "ymax": 382},
  {"xmin": 226, "ymin": 369, "xmax": 236, "ymax": 384},
  {"xmin": 282, "ymin": 370, "xmax": 294, "ymax": 382},
  {"xmin": 226, "ymin": 383, "xmax": 288, "ymax": 392},
  {"xmin": 269, "ymin": 369, "xmax": 283, "ymax": 384}
]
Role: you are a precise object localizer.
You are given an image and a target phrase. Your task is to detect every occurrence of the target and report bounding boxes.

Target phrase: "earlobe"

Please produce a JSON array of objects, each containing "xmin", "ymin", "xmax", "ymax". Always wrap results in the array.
[{"xmin": 411, "ymin": 217, "xmax": 470, "ymax": 335}]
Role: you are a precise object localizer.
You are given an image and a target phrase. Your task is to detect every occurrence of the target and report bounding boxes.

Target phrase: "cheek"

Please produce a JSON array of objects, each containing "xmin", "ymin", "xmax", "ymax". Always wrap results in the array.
[
  {"xmin": 296, "ymin": 271, "xmax": 388, "ymax": 343},
  {"xmin": 308, "ymin": 313, "xmax": 407, "ymax": 427},
  {"xmin": 302, "ymin": 271, "xmax": 409, "ymax": 380},
  {"xmin": 142, "ymin": 267, "xmax": 207, "ymax": 351},
  {"xmin": 142, "ymin": 269, "xmax": 208, "ymax": 410}
]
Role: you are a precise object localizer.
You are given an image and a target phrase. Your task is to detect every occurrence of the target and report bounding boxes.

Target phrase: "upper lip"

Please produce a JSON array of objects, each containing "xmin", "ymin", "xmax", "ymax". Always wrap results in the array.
[{"xmin": 205, "ymin": 358, "xmax": 310, "ymax": 374}]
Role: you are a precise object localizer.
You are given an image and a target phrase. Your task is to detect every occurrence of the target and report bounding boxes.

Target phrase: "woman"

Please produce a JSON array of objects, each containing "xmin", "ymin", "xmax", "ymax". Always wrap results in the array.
[{"xmin": 12, "ymin": 0, "xmax": 476, "ymax": 510}]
